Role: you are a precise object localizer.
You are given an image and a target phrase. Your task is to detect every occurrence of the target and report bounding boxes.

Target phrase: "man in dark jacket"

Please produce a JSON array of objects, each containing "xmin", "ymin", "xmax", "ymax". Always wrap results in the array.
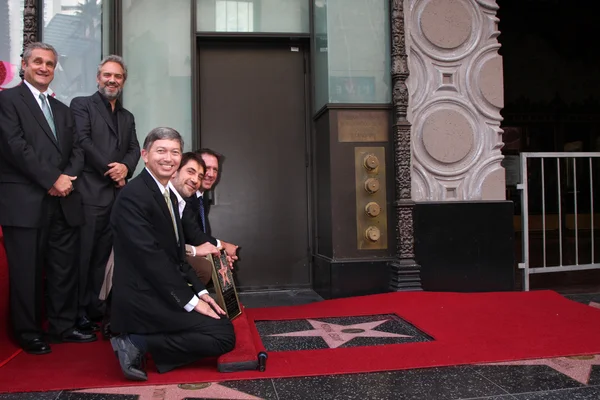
[
  {"xmin": 109, "ymin": 127, "xmax": 235, "ymax": 381},
  {"xmin": 70, "ymin": 55, "xmax": 140, "ymax": 332}
]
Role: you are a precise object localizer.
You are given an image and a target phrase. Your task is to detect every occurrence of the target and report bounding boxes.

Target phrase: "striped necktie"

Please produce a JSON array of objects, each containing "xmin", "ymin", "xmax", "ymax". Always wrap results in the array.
[{"xmin": 39, "ymin": 94, "xmax": 57, "ymax": 140}]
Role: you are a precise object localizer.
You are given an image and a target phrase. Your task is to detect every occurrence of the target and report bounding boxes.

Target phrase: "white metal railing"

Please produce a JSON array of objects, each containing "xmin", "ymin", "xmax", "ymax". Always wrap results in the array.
[{"xmin": 517, "ymin": 152, "xmax": 600, "ymax": 290}]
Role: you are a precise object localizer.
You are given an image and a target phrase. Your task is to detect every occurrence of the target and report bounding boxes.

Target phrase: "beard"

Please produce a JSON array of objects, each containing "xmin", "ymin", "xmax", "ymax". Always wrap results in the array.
[{"xmin": 99, "ymin": 84, "xmax": 122, "ymax": 101}]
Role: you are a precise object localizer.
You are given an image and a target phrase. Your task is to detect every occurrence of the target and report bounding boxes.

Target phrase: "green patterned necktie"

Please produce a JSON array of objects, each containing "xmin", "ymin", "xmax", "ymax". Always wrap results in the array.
[
  {"xmin": 39, "ymin": 93, "xmax": 57, "ymax": 140},
  {"xmin": 163, "ymin": 189, "xmax": 180, "ymax": 243}
]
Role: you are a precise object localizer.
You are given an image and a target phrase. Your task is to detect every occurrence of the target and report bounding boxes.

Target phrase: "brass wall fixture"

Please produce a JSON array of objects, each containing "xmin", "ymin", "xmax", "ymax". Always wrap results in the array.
[{"xmin": 355, "ymin": 147, "xmax": 387, "ymax": 250}]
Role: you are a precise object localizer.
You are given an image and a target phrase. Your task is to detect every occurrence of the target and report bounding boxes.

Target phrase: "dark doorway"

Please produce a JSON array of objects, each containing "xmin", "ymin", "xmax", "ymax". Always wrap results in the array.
[{"xmin": 197, "ymin": 40, "xmax": 310, "ymax": 290}]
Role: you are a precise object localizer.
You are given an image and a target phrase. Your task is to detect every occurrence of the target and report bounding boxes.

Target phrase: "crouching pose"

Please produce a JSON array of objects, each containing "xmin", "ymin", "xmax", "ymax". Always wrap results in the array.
[{"xmin": 109, "ymin": 127, "xmax": 235, "ymax": 380}]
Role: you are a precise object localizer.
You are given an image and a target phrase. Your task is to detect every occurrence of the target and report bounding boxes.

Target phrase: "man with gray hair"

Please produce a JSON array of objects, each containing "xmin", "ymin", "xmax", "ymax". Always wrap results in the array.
[
  {"xmin": 109, "ymin": 127, "xmax": 235, "ymax": 380},
  {"xmin": 70, "ymin": 55, "xmax": 140, "ymax": 333},
  {"xmin": 0, "ymin": 42, "xmax": 96, "ymax": 355}
]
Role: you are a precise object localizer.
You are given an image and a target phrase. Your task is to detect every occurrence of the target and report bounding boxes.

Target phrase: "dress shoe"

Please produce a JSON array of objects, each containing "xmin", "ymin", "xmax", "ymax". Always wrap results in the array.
[
  {"xmin": 101, "ymin": 320, "xmax": 116, "ymax": 340},
  {"xmin": 110, "ymin": 334, "xmax": 148, "ymax": 381},
  {"xmin": 21, "ymin": 337, "xmax": 51, "ymax": 355},
  {"xmin": 76, "ymin": 315, "xmax": 100, "ymax": 333},
  {"xmin": 49, "ymin": 328, "xmax": 98, "ymax": 343}
]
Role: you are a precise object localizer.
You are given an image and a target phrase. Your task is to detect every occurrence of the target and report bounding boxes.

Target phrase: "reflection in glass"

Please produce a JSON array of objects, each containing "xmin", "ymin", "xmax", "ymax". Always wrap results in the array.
[
  {"xmin": 197, "ymin": 0, "xmax": 309, "ymax": 33},
  {"xmin": 42, "ymin": 0, "xmax": 103, "ymax": 104},
  {"xmin": 313, "ymin": 0, "xmax": 391, "ymax": 110},
  {"xmin": 0, "ymin": 0, "xmax": 25, "ymax": 91},
  {"xmin": 123, "ymin": 0, "xmax": 193, "ymax": 173},
  {"xmin": 216, "ymin": 1, "xmax": 254, "ymax": 32}
]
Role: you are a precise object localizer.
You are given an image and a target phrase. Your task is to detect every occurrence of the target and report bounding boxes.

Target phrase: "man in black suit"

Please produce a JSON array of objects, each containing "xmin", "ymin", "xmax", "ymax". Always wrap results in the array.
[
  {"xmin": 0, "ymin": 42, "xmax": 97, "ymax": 355},
  {"xmin": 170, "ymin": 152, "xmax": 225, "ymax": 284},
  {"xmin": 70, "ymin": 55, "xmax": 140, "ymax": 332},
  {"xmin": 110, "ymin": 128, "xmax": 235, "ymax": 381},
  {"xmin": 187, "ymin": 149, "xmax": 239, "ymax": 273}
]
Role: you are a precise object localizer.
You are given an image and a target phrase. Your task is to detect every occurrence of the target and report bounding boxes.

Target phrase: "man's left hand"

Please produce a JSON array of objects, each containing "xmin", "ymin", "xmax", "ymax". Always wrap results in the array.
[
  {"xmin": 105, "ymin": 162, "xmax": 128, "ymax": 182},
  {"xmin": 200, "ymin": 293, "xmax": 227, "ymax": 316},
  {"xmin": 222, "ymin": 241, "xmax": 239, "ymax": 261}
]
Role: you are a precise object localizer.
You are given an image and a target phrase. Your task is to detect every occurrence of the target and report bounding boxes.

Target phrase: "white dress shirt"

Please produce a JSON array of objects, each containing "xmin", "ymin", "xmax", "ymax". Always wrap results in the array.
[
  {"xmin": 146, "ymin": 168, "xmax": 208, "ymax": 312},
  {"xmin": 23, "ymin": 80, "xmax": 54, "ymax": 117}
]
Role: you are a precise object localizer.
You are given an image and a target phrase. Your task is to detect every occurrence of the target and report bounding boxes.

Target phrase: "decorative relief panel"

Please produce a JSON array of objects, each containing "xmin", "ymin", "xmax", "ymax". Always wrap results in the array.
[{"xmin": 406, "ymin": 0, "xmax": 505, "ymax": 201}]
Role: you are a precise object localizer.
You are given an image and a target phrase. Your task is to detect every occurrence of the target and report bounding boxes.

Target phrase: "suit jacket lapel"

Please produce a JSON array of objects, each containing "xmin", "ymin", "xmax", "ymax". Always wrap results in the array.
[
  {"xmin": 141, "ymin": 169, "xmax": 180, "ymax": 249},
  {"xmin": 92, "ymin": 92, "xmax": 117, "ymax": 136},
  {"xmin": 19, "ymin": 84, "xmax": 60, "ymax": 151},
  {"xmin": 116, "ymin": 109, "xmax": 125, "ymax": 149}
]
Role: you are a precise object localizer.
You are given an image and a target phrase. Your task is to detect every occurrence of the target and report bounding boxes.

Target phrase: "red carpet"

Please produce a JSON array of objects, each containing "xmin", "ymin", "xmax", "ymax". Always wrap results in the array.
[
  {"xmin": 2, "ymin": 290, "xmax": 600, "ymax": 393},
  {"xmin": 0, "ymin": 228, "xmax": 22, "ymax": 368}
]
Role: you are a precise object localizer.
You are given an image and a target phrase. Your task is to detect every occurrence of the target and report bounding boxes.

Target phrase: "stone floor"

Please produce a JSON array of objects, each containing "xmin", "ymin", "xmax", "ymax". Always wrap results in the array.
[{"xmin": 2, "ymin": 289, "xmax": 600, "ymax": 400}]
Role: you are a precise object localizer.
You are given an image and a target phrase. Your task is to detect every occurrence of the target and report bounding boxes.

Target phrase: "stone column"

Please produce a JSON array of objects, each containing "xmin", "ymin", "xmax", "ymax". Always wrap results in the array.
[
  {"xmin": 23, "ymin": 0, "xmax": 38, "ymax": 48},
  {"xmin": 388, "ymin": 0, "xmax": 422, "ymax": 291},
  {"xmin": 20, "ymin": 0, "xmax": 38, "ymax": 79},
  {"xmin": 406, "ymin": 0, "xmax": 505, "ymax": 201}
]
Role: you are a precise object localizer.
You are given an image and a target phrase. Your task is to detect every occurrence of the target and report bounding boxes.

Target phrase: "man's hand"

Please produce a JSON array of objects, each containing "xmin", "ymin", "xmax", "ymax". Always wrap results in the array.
[
  {"xmin": 187, "ymin": 242, "xmax": 220, "ymax": 257},
  {"xmin": 115, "ymin": 179, "xmax": 126, "ymax": 188},
  {"xmin": 222, "ymin": 241, "xmax": 239, "ymax": 261},
  {"xmin": 105, "ymin": 162, "xmax": 128, "ymax": 182},
  {"xmin": 51, "ymin": 174, "xmax": 76, "ymax": 196},
  {"xmin": 193, "ymin": 294, "xmax": 226, "ymax": 319},
  {"xmin": 48, "ymin": 187, "xmax": 61, "ymax": 196},
  {"xmin": 200, "ymin": 293, "xmax": 227, "ymax": 316},
  {"xmin": 225, "ymin": 255, "xmax": 234, "ymax": 269}
]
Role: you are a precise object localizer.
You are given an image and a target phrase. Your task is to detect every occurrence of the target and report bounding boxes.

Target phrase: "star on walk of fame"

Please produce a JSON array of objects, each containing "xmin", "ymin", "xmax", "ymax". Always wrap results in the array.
[
  {"xmin": 482, "ymin": 355, "xmax": 600, "ymax": 385},
  {"xmin": 77, "ymin": 381, "xmax": 262, "ymax": 399},
  {"xmin": 270, "ymin": 318, "xmax": 412, "ymax": 348}
]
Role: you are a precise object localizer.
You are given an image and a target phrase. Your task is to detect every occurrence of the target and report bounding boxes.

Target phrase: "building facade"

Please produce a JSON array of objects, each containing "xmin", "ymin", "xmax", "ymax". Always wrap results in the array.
[{"xmin": 2, "ymin": 0, "xmax": 516, "ymax": 298}]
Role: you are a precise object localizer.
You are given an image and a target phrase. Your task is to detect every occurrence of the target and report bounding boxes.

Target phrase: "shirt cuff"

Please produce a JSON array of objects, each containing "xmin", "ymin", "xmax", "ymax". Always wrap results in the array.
[
  {"xmin": 184, "ymin": 295, "xmax": 199, "ymax": 312},
  {"xmin": 198, "ymin": 290, "xmax": 208, "ymax": 297},
  {"xmin": 216, "ymin": 239, "xmax": 222, "ymax": 248}
]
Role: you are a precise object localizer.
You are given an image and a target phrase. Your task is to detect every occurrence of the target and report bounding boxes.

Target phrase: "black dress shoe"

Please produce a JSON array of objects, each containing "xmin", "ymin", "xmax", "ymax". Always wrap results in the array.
[
  {"xmin": 77, "ymin": 315, "xmax": 100, "ymax": 333},
  {"xmin": 101, "ymin": 320, "xmax": 116, "ymax": 340},
  {"xmin": 110, "ymin": 334, "xmax": 148, "ymax": 381},
  {"xmin": 21, "ymin": 337, "xmax": 51, "ymax": 355},
  {"xmin": 49, "ymin": 328, "xmax": 98, "ymax": 343}
]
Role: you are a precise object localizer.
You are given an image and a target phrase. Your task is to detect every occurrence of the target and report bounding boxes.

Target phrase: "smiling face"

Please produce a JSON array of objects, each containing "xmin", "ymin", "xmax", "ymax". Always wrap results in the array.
[
  {"xmin": 171, "ymin": 159, "xmax": 204, "ymax": 198},
  {"xmin": 97, "ymin": 61, "xmax": 125, "ymax": 101},
  {"xmin": 141, "ymin": 139, "xmax": 182, "ymax": 186},
  {"xmin": 200, "ymin": 153, "xmax": 219, "ymax": 191},
  {"xmin": 22, "ymin": 49, "xmax": 56, "ymax": 92}
]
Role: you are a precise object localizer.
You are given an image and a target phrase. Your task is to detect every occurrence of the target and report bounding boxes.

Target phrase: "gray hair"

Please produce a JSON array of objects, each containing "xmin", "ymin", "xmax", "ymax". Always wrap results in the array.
[
  {"xmin": 97, "ymin": 55, "xmax": 128, "ymax": 80},
  {"xmin": 22, "ymin": 42, "xmax": 58, "ymax": 64},
  {"xmin": 143, "ymin": 127, "xmax": 184, "ymax": 152}
]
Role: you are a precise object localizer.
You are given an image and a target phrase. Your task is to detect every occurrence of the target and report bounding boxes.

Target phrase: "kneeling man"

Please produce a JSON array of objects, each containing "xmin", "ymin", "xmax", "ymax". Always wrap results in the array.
[{"xmin": 109, "ymin": 127, "xmax": 235, "ymax": 381}]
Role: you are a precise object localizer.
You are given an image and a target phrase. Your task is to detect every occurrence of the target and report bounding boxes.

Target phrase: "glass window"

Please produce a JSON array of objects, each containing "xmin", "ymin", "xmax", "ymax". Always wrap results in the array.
[
  {"xmin": 41, "ymin": 0, "xmax": 104, "ymax": 105},
  {"xmin": 313, "ymin": 0, "xmax": 391, "ymax": 111},
  {"xmin": 122, "ymin": 0, "xmax": 193, "ymax": 173},
  {"xmin": 0, "ymin": 0, "xmax": 24, "ymax": 91},
  {"xmin": 197, "ymin": 0, "xmax": 309, "ymax": 34}
]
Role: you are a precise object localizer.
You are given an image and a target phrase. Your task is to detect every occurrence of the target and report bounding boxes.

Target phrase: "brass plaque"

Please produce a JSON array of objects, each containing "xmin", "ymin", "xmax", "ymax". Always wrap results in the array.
[
  {"xmin": 209, "ymin": 250, "xmax": 242, "ymax": 321},
  {"xmin": 338, "ymin": 110, "xmax": 389, "ymax": 143},
  {"xmin": 355, "ymin": 147, "xmax": 388, "ymax": 250}
]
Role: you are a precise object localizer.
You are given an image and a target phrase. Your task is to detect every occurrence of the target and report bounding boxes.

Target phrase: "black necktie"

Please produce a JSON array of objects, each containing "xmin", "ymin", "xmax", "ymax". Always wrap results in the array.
[{"xmin": 198, "ymin": 195, "xmax": 206, "ymax": 233}]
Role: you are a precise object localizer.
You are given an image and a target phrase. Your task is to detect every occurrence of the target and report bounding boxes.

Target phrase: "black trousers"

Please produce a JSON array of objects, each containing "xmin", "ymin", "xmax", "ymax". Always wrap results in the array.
[
  {"xmin": 145, "ymin": 315, "xmax": 235, "ymax": 373},
  {"xmin": 79, "ymin": 204, "xmax": 113, "ymax": 318},
  {"xmin": 2, "ymin": 201, "xmax": 79, "ymax": 342}
]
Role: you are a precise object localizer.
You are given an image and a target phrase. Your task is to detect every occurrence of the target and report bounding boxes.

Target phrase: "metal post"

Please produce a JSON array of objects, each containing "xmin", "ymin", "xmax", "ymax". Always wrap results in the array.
[
  {"xmin": 590, "ymin": 158, "xmax": 595, "ymax": 263},
  {"xmin": 519, "ymin": 154, "xmax": 530, "ymax": 291}
]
